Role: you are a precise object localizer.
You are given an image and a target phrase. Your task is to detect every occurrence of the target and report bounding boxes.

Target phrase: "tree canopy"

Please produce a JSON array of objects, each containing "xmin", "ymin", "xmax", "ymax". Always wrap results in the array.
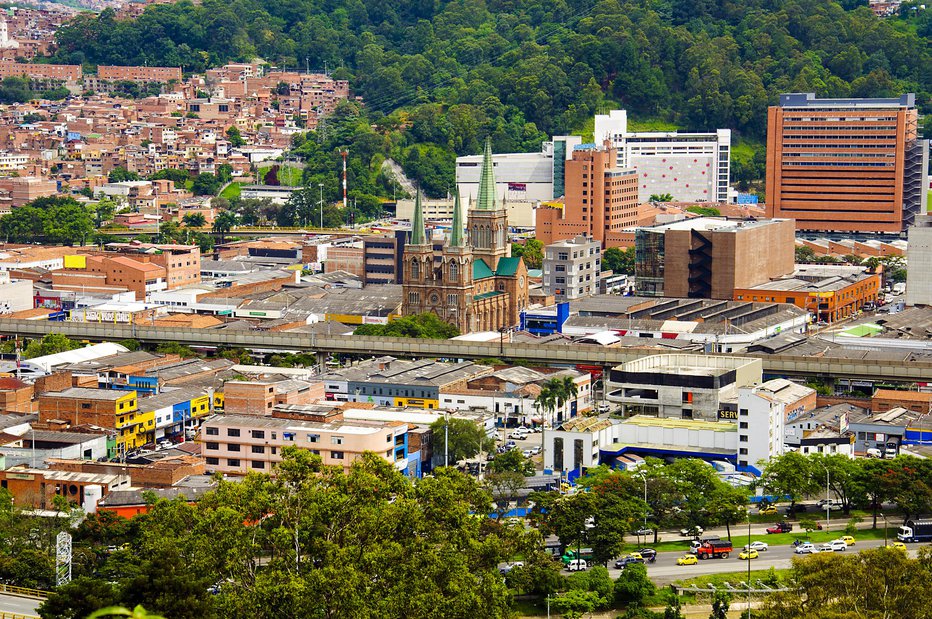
[{"xmin": 355, "ymin": 313, "xmax": 460, "ymax": 339}]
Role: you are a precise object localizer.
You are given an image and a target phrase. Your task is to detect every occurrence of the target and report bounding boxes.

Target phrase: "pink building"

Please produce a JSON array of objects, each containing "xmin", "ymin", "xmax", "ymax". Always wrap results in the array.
[{"xmin": 200, "ymin": 410, "xmax": 409, "ymax": 475}]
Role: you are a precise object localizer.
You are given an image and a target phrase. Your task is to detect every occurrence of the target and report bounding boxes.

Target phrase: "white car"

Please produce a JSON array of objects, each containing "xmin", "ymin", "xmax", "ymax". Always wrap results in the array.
[
  {"xmin": 794, "ymin": 542, "xmax": 818, "ymax": 554},
  {"xmin": 820, "ymin": 539, "xmax": 848, "ymax": 552},
  {"xmin": 743, "ymin": 541, "xmax": 769, "ymax": 552},
  {"xmin": 597, "ymin": 403, "xmax": 611, "ymax": 413},
  {"xmin": 565, "ymin": 559, "xmax": 588, "ymax": 572},
  {"xmin": 508, "ymin": 431, "xmax": 527, "ymax": 440}
]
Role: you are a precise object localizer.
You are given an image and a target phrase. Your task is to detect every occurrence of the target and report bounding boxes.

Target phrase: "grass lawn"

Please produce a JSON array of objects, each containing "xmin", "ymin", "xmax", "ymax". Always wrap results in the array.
[
  {"xmin": 730, "ymin": 139, "xmax": 760, "ymax": 164},
  {"xmin": 278, "ymin": 165, "xmax": 303, "ymax": 186},
  {"xmin": 219, "ymin": 182, "xmax": 242, "ymax": 200}
]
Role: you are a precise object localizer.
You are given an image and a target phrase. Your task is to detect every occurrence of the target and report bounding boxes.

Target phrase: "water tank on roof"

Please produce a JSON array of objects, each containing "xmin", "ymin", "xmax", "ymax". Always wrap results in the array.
[{"xmin": 82, "ymin": 484, "xmax": 103, "ymax": 514}]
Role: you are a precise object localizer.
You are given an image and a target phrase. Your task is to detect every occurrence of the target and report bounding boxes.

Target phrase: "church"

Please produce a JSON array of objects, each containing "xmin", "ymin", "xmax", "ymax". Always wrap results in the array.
[{"xmin": 402, "ymin": 140, "xmax": 529, "ymax": 334}]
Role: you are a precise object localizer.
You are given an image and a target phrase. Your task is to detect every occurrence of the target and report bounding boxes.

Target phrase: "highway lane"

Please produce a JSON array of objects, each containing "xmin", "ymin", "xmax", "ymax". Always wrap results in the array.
[
  {"xmin": 602, "ymin": 538, "xmax": 930, "ymax": 584},
  {"xmin": 0, "ymin": 593, "xmax": 41, "ymax": 617}
]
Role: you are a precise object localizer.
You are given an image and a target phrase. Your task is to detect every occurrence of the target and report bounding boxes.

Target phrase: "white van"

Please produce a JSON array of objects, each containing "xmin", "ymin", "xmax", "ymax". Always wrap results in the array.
[
  {"xmin": 865, "ymin": 447, "xmax": 882, "ymax": 458},
  {"xmin": 565, "ymin": 559, "xmax": 588, "ymax": 572}
]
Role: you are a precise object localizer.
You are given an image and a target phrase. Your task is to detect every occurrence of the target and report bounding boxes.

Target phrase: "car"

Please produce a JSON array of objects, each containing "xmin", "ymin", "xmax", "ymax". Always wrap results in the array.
[
  {"xmin": 840, "ymin": 535, "xmax": 855, "ymax": 546},
  {"xmin": 866, "ymin": 447, "xmax": 883, "ymax": 458},
  {"xmin": 509, "ymin": 431, "xmax": 527, "ymax": 439},
  {"xmin": 504, "ymin": 441, "xmax": 517, "ymax": 449},
  {"xmin": 680, "ymin": 526, "xmax": 704, "ymax": 537},
  {"xmin": 891, "ymin": 542, "xmax": 907, "ymax": 551},
  {"xmin": 522, "ymin": 449, "xmax": 534, "ymax": 457},
  {"xmin": 743, "ymin": 541, "xmax": 769, "ymax": 552},
  {"xmin": 614, "ymin": 555, "xmax": 643, "ymax": 569},
  {"xmin": 788, "ymin": 503, "xmax": 808, "ymax": 513},
  {"xmin": 677, "ymin": 554, "xmax": 699, "ymax": 566},
  {"xmin": 794, "ymin": 542, "xmax": 818, "ymax": 554},
  {"xmin": 767, "ymin": 522, "xmax": 793, "ymax": 534},
  {"xmin": 529, "ymin": 426, "xmax": 542, "ymax": 433},
  {"xmin": 565, "ymin": 559, "xmax": 588, "ymax": 572},
  {"xmin": 499, "ymin": 561, "xmax": 524, "ymax": 575},
  {"xmin": 635, "ymin": 528, "xmax": 654, "ymax": 537},
  {"xmin": 636, "ymin": 548, "xmax": 657, "ymax": 561},
  {"xmin": 597, "ymin": 403, "xmax": 611, "ymax": 413},
  {"xmin": 820, "ymin": 539, "xmax": 848, "ymax": 552},
  {"xmin": 758, "ymin": 505, "xmax": 778, "ymax": 515},
  {"xmin": 738, "ymin": 549, "xmax": 759, "ymax": 560}
]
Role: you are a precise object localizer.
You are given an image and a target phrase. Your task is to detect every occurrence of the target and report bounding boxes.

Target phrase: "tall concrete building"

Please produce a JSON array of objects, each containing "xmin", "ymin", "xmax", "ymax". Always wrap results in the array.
[
  {"xmin": 635, "ymin": 218, "xmax": 795, "ymax": 299},
  {"xmin": 536, "ymin": 143, "xmax": 640, "ymax": 248},
  {"xmin": 594, "ymin": 109, "xmax": 732, "ymax": 203},
  {"xmin": 542, "ymin": 236, "xmax": 601, "ymax": 301},
  {"xmin": 765, "ymin": 93, "xmax": 929, "ymax": 233},
  {"xmin": 906, "ymin": 215, "xmax": 932, "ymax": 306}
]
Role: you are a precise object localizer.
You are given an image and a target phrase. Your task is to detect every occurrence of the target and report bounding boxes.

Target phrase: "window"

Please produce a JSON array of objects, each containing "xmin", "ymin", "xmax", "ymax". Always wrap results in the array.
[
  {"xmin": 738, "ymin": 448, "xmax": 748, "ymax": 455},
  {"xmin": 81, "ymin": 403, "xmax": 91, "ymax": 409},
  {"xmin": 332, "ymin": 451, "xmax": 344, "ymax": 460},
  {"xmin": 555, "ymin": 265, "xmax": 565, "ymax": 272},
  {"xmin": 739, "ymin": 409, "xmax": 749, "ymax": 416},
  {"xmin": 271, "ymin": 433, "xmax": 277, "ymax": 440},
  {"xmin": 332, "ymin": 436, "xmax": 344, "ymax": 445},
  {"xmin": 228, "ymin": 444, "xmax": 241, "ymax": 452},
  {"xmin": 411, "ymin": 260, "xmax": 420, "ymax": 279},
  {"xmin": 227, "ymin": 459, "xmax": 240, "ymax": 467},
  {"xmin": 271, "ymin": 447, "xmax": 277, "ymax": 454},
  {"xmin": 386, "ymin": 434, "xmax": 392, "ymax": 443},
  {"xmin": 206, "ymin": 457, "xmax": 219, "ymax": 465},
  {"xmin": 449, "ymin": 261, "xmax": 459, "ymax": 280},
  {"xmin": 251, "ymin": 430, "xmax": 265, "ymax": 439},
  {"xmin": 283, "ymin": 432, "xmax": 295, "ymax": 441},
  {"xmin": 740, "ymin": 422, "xmax": 749, "ymax": 429},
  {"xmin": 408, "ymin": 292, "xmax": 420, "ymax": 304},
  {"xmin": 206, "ymin": 442, "xmax": 219, "ymax": 450},
  {"xmin": 227, "ymin": 428, "xmax": 240, "ymax": 437},
  {"xmin": 739, "ymin": 435, "xmax": 748, "ymax": 442},
  {"xmin": 308, "ymin": 434, "xmax": 320, "ymax": 443},
  {"xmin": 251, "ymin": 445, "xmax": 264, "ymax": 454},
  {"xmin": 251, "ymin": 460, "xmax": 265, "ymax": 469}
]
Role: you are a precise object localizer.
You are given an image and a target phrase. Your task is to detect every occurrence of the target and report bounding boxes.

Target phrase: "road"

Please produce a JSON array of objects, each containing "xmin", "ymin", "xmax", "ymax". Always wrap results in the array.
[
  {"xmin": 605, "ymin": 538, "xmax": 930, "ymax": 584},
  {"xmin": 0, "ymin": 593, "xmax": 40, "ymax": 617}
]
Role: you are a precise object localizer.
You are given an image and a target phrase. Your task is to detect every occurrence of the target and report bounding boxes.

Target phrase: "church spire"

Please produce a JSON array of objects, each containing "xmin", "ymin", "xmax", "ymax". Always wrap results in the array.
[
  {"xmin": 450, "ymin": 191, "xmax": 464, "ymax": 247},
  {"xmin": 476, "ymin": 137, "xmax": 497, "ymax": 211},
  {"xmin": 410, "ymin": 188, "xmax": 427, "ymax": 246}
]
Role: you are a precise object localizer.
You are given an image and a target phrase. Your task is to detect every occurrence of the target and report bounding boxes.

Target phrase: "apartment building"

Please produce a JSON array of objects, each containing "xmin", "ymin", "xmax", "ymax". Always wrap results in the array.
[
  {"xmin": 535, "ymin": 142, "xmax": 640, "ymax": 248},
  {"xmin": 363, "ymin": 231, "xmax": 406, "ymax": 285},
  {"xmin": 635, "ymin": 217, "xmax": 795, "ymax": 299},
  {"xmin": 765, "ymin": 93, "xmax": 929, "ymax": 233},
  {"xmin": 96, "ymin": 66, "xmax": 182, "ymax": 82},
  {"xmin": 542, "ymin": 235, "xmax": 601, "ymax": 301},
  {"xmin": 595, "ymin": 110, "xmax": 732, "ymax": 203},
  {"xmin": 37, "ymin": 387, "xmax": 152, "ymax": 451},
  {"xmin": 200, "ymin": 410, "xmax": 411, "ymax": 476},
  {"xmin": 0, "ymin": 59, "xmax": 80, "ymax": 82},
  {"xmin": 104, "ymin": 242, "xmax": 201, "ymax": 289}
]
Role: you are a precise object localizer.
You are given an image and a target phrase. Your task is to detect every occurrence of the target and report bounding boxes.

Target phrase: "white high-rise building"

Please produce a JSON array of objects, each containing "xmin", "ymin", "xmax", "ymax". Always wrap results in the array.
[
  {"xmin": 594, "ymin": 110, "xmax": 731, "ymax": 203},
  {"xmin": 906, "ymin": 214, "xmax": 932, "ymax": 307}
]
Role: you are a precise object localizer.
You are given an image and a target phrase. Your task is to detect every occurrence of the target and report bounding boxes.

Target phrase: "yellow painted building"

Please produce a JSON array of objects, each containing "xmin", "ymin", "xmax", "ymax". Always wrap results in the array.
[{"xmin": 392, "ymin": 397, "xmax": 439, "ymax": 409}]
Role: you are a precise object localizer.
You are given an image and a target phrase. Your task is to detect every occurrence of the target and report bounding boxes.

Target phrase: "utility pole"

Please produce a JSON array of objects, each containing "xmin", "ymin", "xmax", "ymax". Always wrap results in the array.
[
  {"xmin": 444, "ymin": 410, "xmax": 449, "ymax": 468},
  {"xmin": 318, "ymin": 183, "xmax": 324, "ymax": 230},
  {"xmin": 341, "ymin": 150, "xmax": 348, "ymax": 208}
]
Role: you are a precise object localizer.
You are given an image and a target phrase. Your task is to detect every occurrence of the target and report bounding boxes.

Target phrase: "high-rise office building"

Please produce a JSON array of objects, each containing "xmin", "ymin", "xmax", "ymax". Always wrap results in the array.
[
  {"xmin": 535, "ymin": 142, "xmax": 639, "ymax": 247},
  {"xmin": 594, "ymin": 109, "xmax": 732, "ymax": 203},
  {"xmin": 765, "ymin": 93, "xmax": 929, "ymax": 234}
]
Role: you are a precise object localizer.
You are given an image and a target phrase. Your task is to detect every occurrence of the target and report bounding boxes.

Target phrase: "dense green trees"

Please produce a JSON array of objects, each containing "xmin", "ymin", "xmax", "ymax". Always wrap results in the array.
[
  {"xmin": 52, "ymin": 0, "xmax": 932, "ymax": 147},
  {"xmin": 512, "ymin": 239, "xmax": 543, "ymax": 270},
  {"xmin": 354, "ymin": 313, "xmax": 460, "ymax": 339},
  {"xmin": 602, "ymin": 247, "xmax": 635, "ymax": 275},
  {"xmin": 23, "ymin": 333, "xmax": 83, "ymax": 359},
  {"xmin": 0, "ymin": 197, "xmax": 95, "ymax": 245},
  {"xmin": 759, "ymin": 547, "xmax": 932, "ymax": 619},
  {"xmin": 39, "ymin": 449, "xmax": 539, "ymax": 619},
  {"xmin": 430, "ymin": 416, "xmax": 494, "ymax": 464}
]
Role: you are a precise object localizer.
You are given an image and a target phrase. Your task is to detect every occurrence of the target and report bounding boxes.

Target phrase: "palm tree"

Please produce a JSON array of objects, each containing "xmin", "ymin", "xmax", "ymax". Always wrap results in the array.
[
  {"xmin": 212, "ymin": 210, "xmax": 238, "ymax": 244},
  {"xmin": 534, "ymin": 381, "xmax": 558, "ymax": 428},
  {"xmin": 558, "ymin": 375, "xmax": 579, "ymax": 416}
]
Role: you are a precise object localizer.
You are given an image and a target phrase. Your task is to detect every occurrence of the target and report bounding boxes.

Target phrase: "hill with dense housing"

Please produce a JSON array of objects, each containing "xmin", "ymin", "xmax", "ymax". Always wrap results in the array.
[{"xmin": 49, "ymin": 0, "xmax": 932, "ymax": 198}]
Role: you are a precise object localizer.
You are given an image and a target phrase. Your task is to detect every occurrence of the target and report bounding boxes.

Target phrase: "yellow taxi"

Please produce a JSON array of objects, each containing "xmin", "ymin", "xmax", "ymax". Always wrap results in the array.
[
  {"xmin": 758, "ymin": 505, "xmax": 778, "ymax": 515},
  {"xmin": 841, "ymin": 535, "xmax": 855, "ymax": 546},
  {"xmin": 677, "ymin": 554, "xmax": 698, "ymax": 566},
  {"xmin": 891, "ymin": 542, "xmax": 907, "ymax": 551},
  {"xmin": 739, "ymin": 549, "xmax": 759, "ymax": 560},
  {"xmin": 627, "ymin": 552, "xmax": 643, "ymax": 561}
]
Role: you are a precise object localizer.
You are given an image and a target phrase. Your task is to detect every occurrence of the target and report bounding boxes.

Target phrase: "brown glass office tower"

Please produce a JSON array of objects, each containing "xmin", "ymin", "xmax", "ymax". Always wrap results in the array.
[{"xmin": 766, "ymin": 93, "xmax": 928, "ymax": 234}]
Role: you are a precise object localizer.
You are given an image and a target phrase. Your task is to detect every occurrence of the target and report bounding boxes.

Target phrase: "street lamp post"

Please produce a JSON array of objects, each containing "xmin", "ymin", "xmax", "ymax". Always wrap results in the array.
[
  {"xmin": 880, "ymin": 512, "xmax": 889, "ymax": 547},
  {"xmin": 318, "ymin": 183, "xmax": 324, "ymax": 230},
  {"xmin": 639, "ymin": 471, "xmax": 648, "ymax": 533},
  {"xmin": 818, "ymin": 461, "xmax": 831, "ymax": 530}
]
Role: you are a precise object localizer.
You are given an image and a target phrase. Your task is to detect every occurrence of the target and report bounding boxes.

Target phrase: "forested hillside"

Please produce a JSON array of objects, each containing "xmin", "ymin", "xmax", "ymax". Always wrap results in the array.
[{"xmin": 50, "ymin": 0, "xmax": 932, "ymax": 198}]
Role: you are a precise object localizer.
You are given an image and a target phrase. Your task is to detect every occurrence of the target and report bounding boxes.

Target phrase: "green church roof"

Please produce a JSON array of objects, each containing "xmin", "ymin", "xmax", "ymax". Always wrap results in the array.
[
  {"xmin": 494, "ymin": 256, "xmax": 520, "ymax": 277},
  {"xmin": 410, "ymin": 189, "xmax": 427, "ymax": 246},
  {"xmin": 449, "ymin": 191, "xmax": 464, "ymax": 247},
  {"xmin": 473, "ymin": 259, "xmax": 494, "ymax": 280}
]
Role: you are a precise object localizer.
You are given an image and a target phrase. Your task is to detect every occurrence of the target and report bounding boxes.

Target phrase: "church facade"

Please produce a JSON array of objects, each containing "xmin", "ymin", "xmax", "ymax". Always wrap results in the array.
[{"xmin": 402, "ymin": 140, "xmax": 529, "ymax": 334}]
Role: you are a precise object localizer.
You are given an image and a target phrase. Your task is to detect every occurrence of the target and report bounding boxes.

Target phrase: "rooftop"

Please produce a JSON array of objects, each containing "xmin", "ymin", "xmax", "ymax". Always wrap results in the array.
[
  {"xmin": 42, "ymin": 387, "xmax": 131, "ymax": 401},
  {"xmin": 619, "ymin": 414, "xmax": 737, "ymax": 432}
]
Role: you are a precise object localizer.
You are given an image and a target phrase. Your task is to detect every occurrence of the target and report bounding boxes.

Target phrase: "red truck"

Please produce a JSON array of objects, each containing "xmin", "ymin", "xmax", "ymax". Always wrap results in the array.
[{"xmin": 696, "ymin": 540, "xmax": 733, "ymax": 559}]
